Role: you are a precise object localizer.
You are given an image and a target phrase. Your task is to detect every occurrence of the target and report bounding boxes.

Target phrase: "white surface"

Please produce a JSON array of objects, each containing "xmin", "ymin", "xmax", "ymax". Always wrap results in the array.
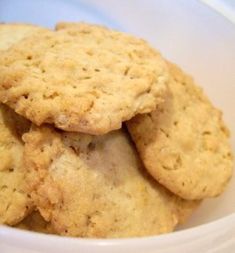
[
  {"xmin": 0, "ymin": 214, "xmax": 235, "ymax": 253},
  {"xmin": 0, "ymin": 0, "xmax": 234, "ymax": 252},
  {"xmin": 201, "ymin": 0, "xmax": 235, "ymax": 23}
]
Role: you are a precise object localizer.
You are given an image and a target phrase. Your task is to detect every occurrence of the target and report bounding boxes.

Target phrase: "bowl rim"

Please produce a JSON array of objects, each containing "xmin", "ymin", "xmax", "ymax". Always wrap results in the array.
[
  {"xmin": 0, "ymin": 213, "xmax": 234, "ymax": 250},
  {"xmin": 199, "ymin": 0, "xmax": 235, "ymax": 24}
]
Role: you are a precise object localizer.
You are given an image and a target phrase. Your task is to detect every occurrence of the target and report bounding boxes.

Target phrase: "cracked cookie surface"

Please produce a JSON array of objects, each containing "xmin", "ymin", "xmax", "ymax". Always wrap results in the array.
[
  {"xmin": 0, "ymin": 104, "xmax": 31, "ymax": 225},
  {"xmin": 0, "ymin": 22, "xmax": 168, "ymax": 134},
  {"xmin": 0, "ymin": 23, "xmax": 44, "ymax": 225},
  {"xmin": 127, "ymin": 62, "xmax": 233, "ymax": 200},
  {"xmin": 23, "ymin": 126, "xmax": 198, "ymax": 238},
  {"xmin": 0, "ymin": 23, "xmax": 47, "ymax": 51}
]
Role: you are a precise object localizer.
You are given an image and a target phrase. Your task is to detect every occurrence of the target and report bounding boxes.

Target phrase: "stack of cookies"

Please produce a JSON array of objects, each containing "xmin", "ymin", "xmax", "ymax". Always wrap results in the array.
[{"xmin": 0, "ymin": 22, "xmax": 233, "ymax": 238}]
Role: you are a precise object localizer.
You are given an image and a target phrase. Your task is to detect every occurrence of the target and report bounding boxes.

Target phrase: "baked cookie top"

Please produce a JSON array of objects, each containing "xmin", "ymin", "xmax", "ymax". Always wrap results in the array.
[
  {"xmin": 23, "ymin": 126, "xmax": 198, "ymax": 238},
  {"xmin": 0, "ymin": 23, "xmax": 47, "ymax": 51},
  {"xmin": 0, "ymin": 22, "xmax": 168, "ymax": 134},
  {"xmin": 0, "ymin": 104, "xmax": 31, "ymax": 225},
  {"xmin": 127, "ymin": 62, "xmax": 233, "ymax": 200},
  {"xmin": 0, "ymin": 23, "xmax": 45, "ymax": 225}
]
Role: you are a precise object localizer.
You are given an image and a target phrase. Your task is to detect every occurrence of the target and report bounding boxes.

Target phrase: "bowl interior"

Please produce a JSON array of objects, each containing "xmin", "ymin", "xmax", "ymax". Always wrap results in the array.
[{"xmin": 0, "ymin": 0, "xmax": 234, "ymax": 250}]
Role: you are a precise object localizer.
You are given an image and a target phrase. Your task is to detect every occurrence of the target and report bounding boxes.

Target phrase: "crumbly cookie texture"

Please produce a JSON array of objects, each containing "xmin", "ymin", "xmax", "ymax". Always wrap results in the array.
[
  {"xmin": 23, "ymin": 126, "xmax": 198, "ymax": 238},
  {"xmin": 127, "ymin": 62, "xmax": 233, "ymax": 200},
  {"xmin": 0, "ymin": 22, "xmax": 169, "ymax": 134},
  {"xmin": 15, "ymin": 211, "xmax": 55, "ymax": 234},
  {"xmin": 0, "ymin": 104, "xmax": 31, "ymax": 225},
  {"xmin": 0, "ymin": 23, "xmax": 47, "ymax": 51},
  {"xmin": 0, "ymin": 24, "xmax": 42, "ymax": 225}
]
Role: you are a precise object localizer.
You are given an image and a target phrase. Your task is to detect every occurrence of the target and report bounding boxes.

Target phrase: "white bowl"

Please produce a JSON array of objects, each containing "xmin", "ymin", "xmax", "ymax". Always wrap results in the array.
[{"xmin": 0, "ymin": 0, "xmax": 234, "ymax": 252}]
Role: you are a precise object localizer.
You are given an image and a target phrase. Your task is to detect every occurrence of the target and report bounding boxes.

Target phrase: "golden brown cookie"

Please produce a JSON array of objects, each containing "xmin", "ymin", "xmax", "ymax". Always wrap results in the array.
[
  {"xmin": 0, "ymin": 104, "xmax": 31, "ymax": 225},
  {"xmin": 0, "ymin": 23, "xmax": 47, "ymax": 51},
  {"xmin": 23, "ymin": 126, "xmax": 198, "ymax": 238},
  {"xmin": 127, "ymin": 62, "xmax": 233, "ymax": 200},
  {"xmin": 0, "ymin": 23, "xmax": 46, "ymax": 225},
  {"xmin": 0, "ymin": 22, "xmax": 168, "ymax": 134}
]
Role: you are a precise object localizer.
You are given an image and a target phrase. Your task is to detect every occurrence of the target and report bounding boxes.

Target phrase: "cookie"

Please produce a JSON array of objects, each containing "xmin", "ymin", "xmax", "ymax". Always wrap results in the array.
[
  {"xmin": 15, "ymin": 211, "xmax": 55, "ymax": 234},
  {"xmin": 0, "ymin": 104, "xmax": 31, "ymax": 225},
  {"xmin": 23, "ymin": 126, "xmax": 198, "ymax": 238},
  {"xmin": 0, "ymin": 23, "xmax": 47, "ymax": 51},
  {"xmin": 0, "ymin": 22, "xmax": 169, "ymax": 134},
  {"xmin": 127, "ymin": 62, "xmax": 233, "ymax": 200},
  {"xmin": 0, "ymin": 23, "xmax": 46, "ymax": 225}
]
